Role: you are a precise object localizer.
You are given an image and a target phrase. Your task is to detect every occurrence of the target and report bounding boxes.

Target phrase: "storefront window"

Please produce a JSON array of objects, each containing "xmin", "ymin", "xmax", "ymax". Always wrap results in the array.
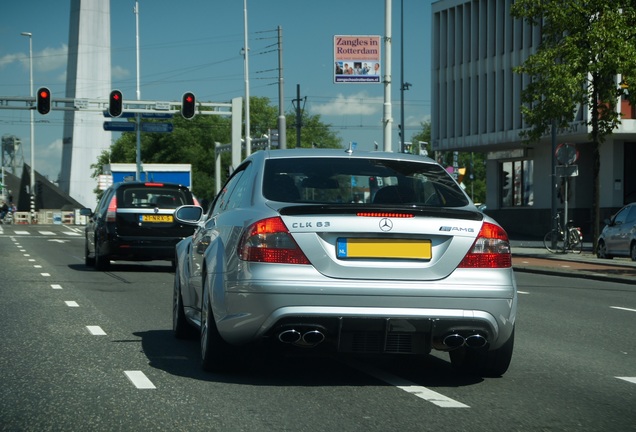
[{"xmin": 500, "ymin": 160, "xmax": 533, "ymax": 207}]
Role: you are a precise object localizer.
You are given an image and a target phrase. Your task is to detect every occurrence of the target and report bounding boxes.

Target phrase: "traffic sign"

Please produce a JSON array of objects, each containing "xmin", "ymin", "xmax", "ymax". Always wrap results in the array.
[
  {"xmin": 103, "ymin": 111, "xmax": 173, "ymax": 119},
  {"xmin": 103, "ymin": 121, "xmax": 136, "ymax": 132},
  {"xmin": 141, "ymin": 122, "xmax": 173, "ymax": 133},
  {"xmin": 555, "ymin": 143, "xmax": 578, "ymax": 165}
]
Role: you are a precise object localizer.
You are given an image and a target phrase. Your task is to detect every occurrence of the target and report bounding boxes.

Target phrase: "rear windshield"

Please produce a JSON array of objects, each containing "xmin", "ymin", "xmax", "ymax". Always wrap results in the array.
[
  {"xmin": 117, "ymin": 186, "xmax": 193, "ymax": 209},
  {"xmin": 263, "ymin": 157, "xmax": 469, "ymax": 207}
]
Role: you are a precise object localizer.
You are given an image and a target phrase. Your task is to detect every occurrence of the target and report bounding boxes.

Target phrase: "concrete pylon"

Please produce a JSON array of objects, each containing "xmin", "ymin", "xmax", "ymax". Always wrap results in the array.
[{"xmin": 60, "ymin": 0, "xmax": 112, "ymax": 208}]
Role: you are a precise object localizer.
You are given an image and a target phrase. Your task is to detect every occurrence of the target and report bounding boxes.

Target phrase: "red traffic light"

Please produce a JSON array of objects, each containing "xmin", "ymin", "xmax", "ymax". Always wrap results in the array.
[
  {"xmin": 181, "ymin": 92, "xmax": 196, "ymax": 119},
  {"xmin": 109, "ymin": 90, "xmax": 123, "ymax": 117},
  {"xmin": 36, "ymin": 87, "xmax": 51, "ymax": 115}
]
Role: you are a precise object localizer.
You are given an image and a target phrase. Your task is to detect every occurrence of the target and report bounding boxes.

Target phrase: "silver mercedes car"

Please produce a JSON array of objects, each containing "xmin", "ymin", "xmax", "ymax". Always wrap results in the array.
[{"xmin": 172, "ymin": 149, "xmax": 517, "ymax": 377}]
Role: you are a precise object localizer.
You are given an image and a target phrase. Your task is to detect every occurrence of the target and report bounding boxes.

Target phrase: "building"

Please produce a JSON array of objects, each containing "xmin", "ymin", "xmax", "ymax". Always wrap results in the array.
[
  {"xmin": 59, "ymin": 0, "xmax": 113, "ymax": 208},
  {"xmin": 431, "ymin": 0, "xmax": 636, "ymax": 238}
]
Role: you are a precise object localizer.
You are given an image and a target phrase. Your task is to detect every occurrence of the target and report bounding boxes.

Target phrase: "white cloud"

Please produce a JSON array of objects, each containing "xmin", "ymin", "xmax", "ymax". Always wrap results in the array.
[
  {"xmin": 312, "ymin": 92, "xmax": 383, "ymax": 117},
  {"xmin": 35, "ymin": 44, "xmax": 68, "ymax": 72},
  {"xmin": 112, "ymin": 65, "xmax": 130, "ymax": 79},
  {"xmin": 36, "ymin": 138, "xmax": 63, "ymax": 181},
  {"xmin": 0, "ymin": 52, "xmax": 26, "ymax": 69}
]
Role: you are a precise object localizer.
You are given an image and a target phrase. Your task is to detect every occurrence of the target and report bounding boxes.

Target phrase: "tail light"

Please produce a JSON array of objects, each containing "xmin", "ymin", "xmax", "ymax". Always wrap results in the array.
[
  {"xmin": 106, "ymin": 196, "xmax": 117, "ymax": 222},
  {"xmin": 238, "ymin": 217, "xmax": 310, "ymax": 264},
  {"xmin": 458, "ymin": 222, "xmax": 511, "ymax": 268}
]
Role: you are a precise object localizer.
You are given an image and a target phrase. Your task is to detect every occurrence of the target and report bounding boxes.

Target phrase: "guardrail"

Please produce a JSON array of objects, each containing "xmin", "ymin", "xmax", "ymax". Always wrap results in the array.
[{"xmin": 8, "ymin": 209, "xmax": 88, "ymax": 225}]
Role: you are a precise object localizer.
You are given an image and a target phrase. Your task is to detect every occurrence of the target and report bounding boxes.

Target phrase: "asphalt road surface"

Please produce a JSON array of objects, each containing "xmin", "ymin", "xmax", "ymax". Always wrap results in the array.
[{"xmin": 1, "ymin": 224, "xmax": 635, "ymax": 431}]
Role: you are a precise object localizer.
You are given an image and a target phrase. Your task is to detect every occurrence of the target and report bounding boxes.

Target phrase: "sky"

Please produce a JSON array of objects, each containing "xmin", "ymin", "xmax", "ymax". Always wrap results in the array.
[{"xmin": 0, "ymin": 0, "xmax": 433, "ymax": 182}]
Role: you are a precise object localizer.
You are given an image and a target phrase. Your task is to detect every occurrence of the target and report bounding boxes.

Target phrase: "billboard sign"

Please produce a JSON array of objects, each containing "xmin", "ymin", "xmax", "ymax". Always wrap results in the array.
[{"xmin": 334, "ymin": 35, "xmax": 381, "ymax": 84}]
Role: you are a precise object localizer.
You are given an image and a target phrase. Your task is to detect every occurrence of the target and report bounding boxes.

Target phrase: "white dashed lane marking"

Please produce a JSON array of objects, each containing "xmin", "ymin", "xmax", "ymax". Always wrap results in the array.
[
  {"xmin": 347, "ymin": 360, "xmax": 470, "ymax": 408},
  {"xmin": 611, "ymin": 306, "xmax": 636, "ymax": 313},
  {"xmin": 124, "ymin": 371, "xmax": 156, "ymax": 389},
  {"xmin": 86, "ymin": 326, "xmax": 107, "ymax": 336},
  {"xmin": 617, "ymin": 377, "xmax": 636, "ymax": 385},
  {"xmin": 64, "ymin": 301, "xmax": 79, "ymax": 307}
]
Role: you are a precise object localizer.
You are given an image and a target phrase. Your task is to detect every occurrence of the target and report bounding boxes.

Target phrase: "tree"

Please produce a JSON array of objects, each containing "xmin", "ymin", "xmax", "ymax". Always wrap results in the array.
[
  {"xmin": 510, "ymin": 1, "xmax": 636, "ymax": 251},
  {"xmin": 286, "ymin": 111, "xmax": 341, "ymax": 149},
  {"xmin": 409, "ymin": 120, "xmax": 486, "ymax": 204}
]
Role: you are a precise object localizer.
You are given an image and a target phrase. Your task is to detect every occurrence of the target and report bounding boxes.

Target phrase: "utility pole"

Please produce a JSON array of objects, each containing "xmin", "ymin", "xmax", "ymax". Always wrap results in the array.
[
  {"xmin": 383, "ymin": 0, "xmax": 392, "ymax": 152},
  {"xmin": 292, "ymin": 84, "xmax": 306, "ymax": 148},
  {"xmin": 399, "ymin": 0, "xmax": 411, "ymax": 154},
  {"xmin": 20, "ymin": 31, "xmax": 35, "ymax": 222},
  {"xmin": 243, "ymin": 0, "xmax": 251, "ymax": 156},
  {"xmin": 277, "ymin": 26, "xmax": 286, "ymax": 149},
  {"xmin": 134, "ymin": 1, "xmax": 142, "ymax": 180}
]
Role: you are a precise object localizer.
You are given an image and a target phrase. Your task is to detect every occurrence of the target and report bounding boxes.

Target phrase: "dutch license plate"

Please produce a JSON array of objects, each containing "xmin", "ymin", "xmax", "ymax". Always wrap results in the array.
[
  {"xmin": 337, "ymin": 238, "xmax": 432, "ymax": 260},
  {"xmin": 140, "ymin": 214, "xmax": 173, "ymax": 223}
]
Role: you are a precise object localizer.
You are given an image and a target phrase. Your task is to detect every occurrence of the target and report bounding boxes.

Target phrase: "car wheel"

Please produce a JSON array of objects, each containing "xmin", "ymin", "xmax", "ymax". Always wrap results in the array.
[
  {"xmin": 84, "ymin": 238, "xmax": 95, "ymax": 267},
  {"xmin": 200, "ymin": 276, "xmax": 237, "ymax": 372},
  {"xmin": 173, "ymin": 269, "xmax": 195, "ymax": 339},
  {"xmin": 449, "ymin": 328, "xmax": 515, "ymax": 377},
  {"xmin": 596, "ymin": 240, "xmax": 612, "ymax": 259},
  {"xmin": 631, "ymin": 242, "xmax": 636, "ymax": 262},
  {"xmin": 94, "ymin": 235, "xmax": 110, "ymax": 270}
]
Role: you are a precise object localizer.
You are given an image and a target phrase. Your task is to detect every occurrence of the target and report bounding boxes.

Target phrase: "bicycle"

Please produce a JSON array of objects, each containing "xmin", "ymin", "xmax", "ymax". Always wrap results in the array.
[{"xmin": 543, "ymin": 211, "xmax": 582, "ymax": 254}]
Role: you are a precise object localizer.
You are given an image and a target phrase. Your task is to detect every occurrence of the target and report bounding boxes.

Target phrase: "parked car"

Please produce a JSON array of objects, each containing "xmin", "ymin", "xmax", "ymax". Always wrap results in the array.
[
  {"xmin": 597, "ymin": 202, "xmax": 636, "ymax": 260},
  {"xmin": 172, "ymin": 149, "xmax": 517, "ymax": 377},
  {"xmin": 80, "ymin": 181, "xmax": 197, "ymax": 270}
]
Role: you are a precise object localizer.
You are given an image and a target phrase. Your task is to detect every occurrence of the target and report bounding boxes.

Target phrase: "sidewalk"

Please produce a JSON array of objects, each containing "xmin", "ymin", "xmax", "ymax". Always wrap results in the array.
[{"xmin": 510, "ymin": 239, "xmax": 636, "ymax": 284}]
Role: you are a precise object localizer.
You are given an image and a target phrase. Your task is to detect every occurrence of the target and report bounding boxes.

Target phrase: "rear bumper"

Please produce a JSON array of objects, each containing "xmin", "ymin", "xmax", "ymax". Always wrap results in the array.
[
  {"xmin": 214, "ymin": 292, "xmax": 517, "ymax": 354},
  {"xmin": 100, "ymin": 235, "xmax": 182, "ymax": 261}
]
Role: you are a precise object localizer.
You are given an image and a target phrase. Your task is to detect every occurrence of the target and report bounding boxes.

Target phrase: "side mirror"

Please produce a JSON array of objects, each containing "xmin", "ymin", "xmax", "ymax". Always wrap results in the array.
[{"xmin": 175, "ymin": 205, "xmax": 204, "ymax": 225}]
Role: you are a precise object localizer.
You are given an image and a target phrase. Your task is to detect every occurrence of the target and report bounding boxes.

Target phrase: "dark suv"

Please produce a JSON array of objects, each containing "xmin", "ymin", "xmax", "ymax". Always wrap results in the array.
[{"xmin": 81, "ymin": 181, "xmax": 197, "ymax": 270}]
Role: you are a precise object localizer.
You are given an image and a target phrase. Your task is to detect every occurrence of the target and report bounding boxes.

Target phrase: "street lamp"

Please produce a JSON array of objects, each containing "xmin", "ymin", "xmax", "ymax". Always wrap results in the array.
[{"xmin": 21, "ymin": 31, "xmax": 35, "ymax": 223}]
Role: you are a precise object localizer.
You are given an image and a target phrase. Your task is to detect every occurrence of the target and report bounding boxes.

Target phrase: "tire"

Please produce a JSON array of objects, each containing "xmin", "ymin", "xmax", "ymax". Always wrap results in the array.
[
  {"xmin": 94, "ymin": 236, "xmax": 110, "ymax": 270},
  {"xmin": 543, "ymin": 230, "xmax": 563, "ymax": 254},
  {"xmin": 173, "ymin": 269, "xmax": 195, "ymax": 339},
  {"xmin": 631, "ymin": 242, "xmax": 636, "ymax": 262},
  {"xmin": 200, "ymin": 276, "xmax": 237, "ymax": 372},
  {"xmin": 449, "ymin": 328, "xmax": 515, "ymax": 377},
  {"xmin": 596, "ymin": 240, "xmax": 613, "ymax": 259},
  {"xmin": 84, "ymin": 238, "xmax": 95, "ymax": 267},
  {"xmin": 568, "ymin": 228, "xmax": 582, "ymax": 254}
]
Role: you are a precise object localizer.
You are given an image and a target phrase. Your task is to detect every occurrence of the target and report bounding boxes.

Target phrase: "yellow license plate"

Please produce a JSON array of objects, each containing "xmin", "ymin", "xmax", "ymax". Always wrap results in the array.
[
  {"xmin": 337, "ymin": 238, "xmax": 432, "ymax": 259},
  {"xmin": 140, "ymin": 214, "xmax": 173, "ymax": 223}
]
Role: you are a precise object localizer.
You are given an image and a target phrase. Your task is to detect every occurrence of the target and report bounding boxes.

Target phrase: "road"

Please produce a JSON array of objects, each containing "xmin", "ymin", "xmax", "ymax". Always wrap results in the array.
[{"xmin": 1, "ymin": 224, "xmax": 635, "ymax": 431}]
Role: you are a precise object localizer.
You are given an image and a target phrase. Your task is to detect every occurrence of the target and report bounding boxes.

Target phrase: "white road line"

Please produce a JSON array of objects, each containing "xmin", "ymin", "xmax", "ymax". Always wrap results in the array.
[
  {"xmin": 86, "ymin": 326, "xmax": 106, "ymax": 335},
  {"xmin": 65, "ymin": 301, "xmax": 79, "ymax": 307},
  {"xmin": 611, "ymin": 306, "xmax": 636, "ymax": 313},
  {"xmin": 348, "ymin": 361, "xmax": 469, "ymax": 408},
  {"xmin": 51, "ymin": 284, "xmax": 63, "ymax": 289},
  {"xmin": 23, "ymin": 254, "xmax": 30, "ymax": 257},
  {"xmin": 124, "ymin": 371, "xmax": 156, "ymax": 389},
  {"xmin": 39, "ymin": 231, "xmax": 55, "ymax": 235},
  {"xmin": 617, "ymin": 377, "xmax": 636, "ymax": 385},
  {"xmin": 63, "ymin": 231, "xmax": 81, "ymax": 236},
  {"xmin": 518, "ymin": 291, "xmax": 530, "ymax": 295},
  {"xmin": 34, "ymin": 265, "xmax": 42, "ymax": 268},
  {"xmin": 14, "ymin": 231, "xmax": 29, "ymax": 235},
  {"xmin": 40, "ymin": 273, "xmax": 50, "ymax": 277}
]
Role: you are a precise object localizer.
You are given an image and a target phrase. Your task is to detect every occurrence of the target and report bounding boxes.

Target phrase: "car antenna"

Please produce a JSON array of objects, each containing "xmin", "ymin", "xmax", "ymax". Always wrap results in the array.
[{"xmin": 345, "ymin": 141, "xmax": 354, "ymax": 154}]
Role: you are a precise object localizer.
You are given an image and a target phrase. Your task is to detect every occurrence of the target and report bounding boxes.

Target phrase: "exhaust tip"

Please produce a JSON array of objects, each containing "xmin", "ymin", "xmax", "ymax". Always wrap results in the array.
[
  {"xmin": 443, "ymin": 333, "xmax": 465, "ymax": 349},
  {"xmin": 465, "ymin": 334, "xmax": 488, "ymax": 348},
  {"xmin": 302, "ymin": 330, "xmax": 325, "ymax": 345},
  {"xmin": 278, "ymin": 329, "xmax": 302, "ymax": 344}
]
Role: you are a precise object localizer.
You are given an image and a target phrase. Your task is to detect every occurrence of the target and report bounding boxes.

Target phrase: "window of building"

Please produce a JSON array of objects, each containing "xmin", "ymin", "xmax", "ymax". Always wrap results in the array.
[{"xmin": 500, "ymin": 160, "xmax": 534, "ymax": 207}]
